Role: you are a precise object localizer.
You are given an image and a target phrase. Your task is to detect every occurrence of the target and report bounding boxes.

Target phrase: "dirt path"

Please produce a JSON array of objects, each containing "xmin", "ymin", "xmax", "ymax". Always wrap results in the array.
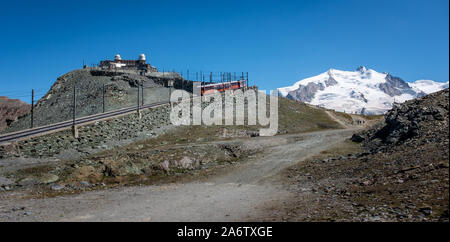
[
  {"xmin": 325, "ymin": 111, "xmax": 352, "ymax": 128},
  {"xmin": 0, "ymin": 129, "xmax": 356, "ymax": 222}
]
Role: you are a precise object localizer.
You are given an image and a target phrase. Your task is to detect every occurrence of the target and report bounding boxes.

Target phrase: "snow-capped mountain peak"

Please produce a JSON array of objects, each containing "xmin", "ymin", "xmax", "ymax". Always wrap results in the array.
[
  {"xmin": 278, "ymin": 67, "xmax": 448, "ymax": 115},
  {"xmin": 356, "ymin": 66, "xmax": 368, "ymax": 74}
]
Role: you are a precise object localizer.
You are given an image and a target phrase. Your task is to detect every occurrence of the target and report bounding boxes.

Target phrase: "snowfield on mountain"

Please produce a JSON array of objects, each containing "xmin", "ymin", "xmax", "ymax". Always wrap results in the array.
[
  {"xmin": 410, "ymin": 79, "xmax": 449, "ymax": 94},
  {"xmin": 278, "ymin": 66, "xmax": 449, "ymax": 115}
]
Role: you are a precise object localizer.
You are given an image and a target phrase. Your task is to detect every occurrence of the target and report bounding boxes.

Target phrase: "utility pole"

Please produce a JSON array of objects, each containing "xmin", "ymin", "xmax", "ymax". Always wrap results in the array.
[
  {"xmin": 102, "ymin": 84, "xmax": 105, "ymax": 113},
  {"xmin": 73, "ymin": 84, "xmax": 76, "ymax": 123},
  {"xmin": 246, "ymin": 72, "xmax": 249, "ymax": 88},
  {"xmin": 181, "ymin": 71, "xmax": 184, "ymax": 90},
  {"xmin": 168, "ymin": 80, "xmax": 174, "ymax": 108},
  {"xmin": 187, "ymin": 69, "xmax": 189, "ymax": 80},
  {"xmin": 210, "ymin": 72, "xmax": 212, "ymax": 83},
  {"xmin": 137, "ymin": 84, "xmax": 141, "ymax": 118},
  {"xmin": 72, "ymin": 83, "xmax": 78, "ymax": 138},
  {"xmin": 141, "ymin": 81, "xmax": 144, "ymax": 106},
  {"xmin": 30, "ymin": 89, "xmax": 34, "ymax": 129}
]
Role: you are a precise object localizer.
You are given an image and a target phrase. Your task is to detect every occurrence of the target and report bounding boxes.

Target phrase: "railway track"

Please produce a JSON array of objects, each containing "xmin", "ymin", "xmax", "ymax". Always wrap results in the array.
[{"xmin": 0, "ymin": 101, "xmax": 169, "ymax": 144}]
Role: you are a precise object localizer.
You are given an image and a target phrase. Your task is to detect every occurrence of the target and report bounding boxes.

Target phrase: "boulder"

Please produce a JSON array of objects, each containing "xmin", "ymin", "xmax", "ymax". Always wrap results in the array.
[{"xmin": 39, "ymin": 174, "xmax": 59, "ymax": 184}]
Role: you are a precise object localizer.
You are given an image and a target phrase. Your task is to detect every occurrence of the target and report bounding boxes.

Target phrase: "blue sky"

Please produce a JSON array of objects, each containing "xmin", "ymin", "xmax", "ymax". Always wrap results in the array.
[{"xmin": 0, "ymin": 0, "xmax": 448, "ymax": 101}]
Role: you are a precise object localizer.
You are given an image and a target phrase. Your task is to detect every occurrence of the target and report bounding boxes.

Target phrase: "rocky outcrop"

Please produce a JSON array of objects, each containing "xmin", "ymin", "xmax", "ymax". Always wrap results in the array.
[
  {"xmin": 286, "ymin": 76, "xmax": 337, "ymax": 102},
  {"xmin": 0, "ymin": 97, "xmax": 30, "ymax": 131},
  {"xmin": 286, "ymin": 82, "xmax": 324, "ymax": 102},
  {"xmin": 352, "ymin": 88, "xmax": 449, "ymax": 151},
  {"xmin": 378, "ymin": 74, "xmax": 416, "ymax": 97},
  {"xmin": 349, "ymin": 90, "xmax": 368, "ymax": 103}
]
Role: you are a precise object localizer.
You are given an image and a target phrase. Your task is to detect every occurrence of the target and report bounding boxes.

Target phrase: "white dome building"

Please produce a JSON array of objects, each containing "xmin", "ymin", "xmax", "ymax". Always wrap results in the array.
[{"xmin": 99, "ymin": 53, "xmax": 156, "ymax": 72}]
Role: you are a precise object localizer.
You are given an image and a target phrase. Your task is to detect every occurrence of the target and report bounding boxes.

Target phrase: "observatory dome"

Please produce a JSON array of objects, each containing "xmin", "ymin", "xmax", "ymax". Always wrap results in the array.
[
  {"xmin": 139, "ymin": 54, "xmax": 146, "ymax": 61},
  {"xmin": 114, "ymin": 54, "xmax": 122, "ymax": 61}
]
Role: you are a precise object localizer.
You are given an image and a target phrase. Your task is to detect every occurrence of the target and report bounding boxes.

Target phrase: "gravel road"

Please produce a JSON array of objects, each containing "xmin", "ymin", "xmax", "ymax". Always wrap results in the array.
[{"xmin": 0, "ymin": 129, "xmax": 356, "ymax": 221}]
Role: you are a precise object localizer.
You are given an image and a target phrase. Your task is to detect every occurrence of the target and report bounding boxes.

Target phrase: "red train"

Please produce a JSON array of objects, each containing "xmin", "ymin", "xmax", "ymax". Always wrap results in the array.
[{"xmin": 200, "ymin": 80, "xmax": 247, "ymax": 95}]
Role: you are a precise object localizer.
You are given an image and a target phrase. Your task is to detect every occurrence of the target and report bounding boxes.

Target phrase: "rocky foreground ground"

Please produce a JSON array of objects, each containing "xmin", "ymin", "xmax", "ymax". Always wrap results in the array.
[
  {"xmin": 268, "ymin": 89, "xmax": 449, "ymax": 221},
  {"xmin": 0, "ymin": 94, "xmax": 355, "ymax": 194},
  {"xmin": 0, "ymin": 129, "xmax": 356, "ymax": 221}
]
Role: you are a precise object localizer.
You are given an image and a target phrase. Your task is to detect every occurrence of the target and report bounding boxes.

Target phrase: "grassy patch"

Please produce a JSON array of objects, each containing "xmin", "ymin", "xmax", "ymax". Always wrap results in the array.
[{"xmin": 277, "ymin": 97, "xmax": 342, "ymax": 133}]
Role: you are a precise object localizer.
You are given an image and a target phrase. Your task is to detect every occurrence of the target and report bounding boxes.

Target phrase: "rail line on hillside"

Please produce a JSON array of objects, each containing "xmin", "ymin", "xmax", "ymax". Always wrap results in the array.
[
  {"xmin": 0, "ymin": 101, "xmax": 169, "ymax": 144},
  {"xmin": 0, "ymin": 84, "xmax": 251, "ymax": 144}
]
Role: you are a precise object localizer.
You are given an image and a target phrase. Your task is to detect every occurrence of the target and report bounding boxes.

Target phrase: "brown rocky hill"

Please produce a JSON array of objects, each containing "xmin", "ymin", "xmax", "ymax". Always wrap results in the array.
[{"xmin": 0, "ymin": 96, "xmax": 30, "ymax": 131}]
